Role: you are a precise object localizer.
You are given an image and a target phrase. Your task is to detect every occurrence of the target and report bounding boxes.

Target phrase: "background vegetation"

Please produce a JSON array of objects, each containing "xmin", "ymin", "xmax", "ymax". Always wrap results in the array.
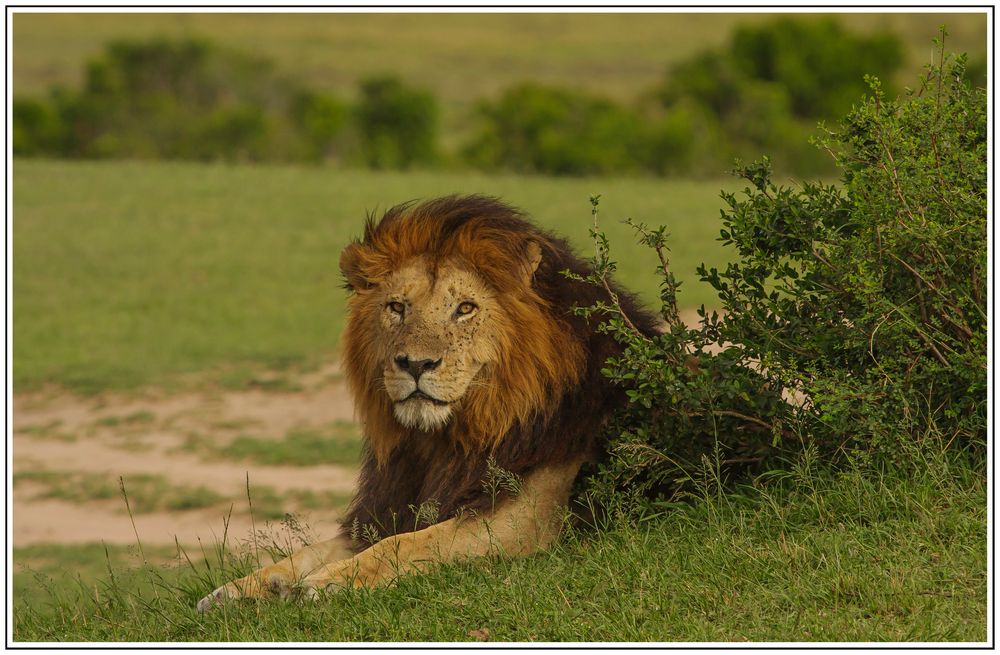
[{"xmin": 13, "ymin": 13, "xmax": 987, "ymax": 177}]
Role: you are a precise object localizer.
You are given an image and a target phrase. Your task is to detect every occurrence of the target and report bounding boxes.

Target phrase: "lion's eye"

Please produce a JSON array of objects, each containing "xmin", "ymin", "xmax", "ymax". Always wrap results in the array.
[
  {"xmin": 455, "ymin": 301, "xmax": 477, "ymax": 317},
  {"xmin": 387, "ymin": 301, "xmax": 405, "ymax": 315}
]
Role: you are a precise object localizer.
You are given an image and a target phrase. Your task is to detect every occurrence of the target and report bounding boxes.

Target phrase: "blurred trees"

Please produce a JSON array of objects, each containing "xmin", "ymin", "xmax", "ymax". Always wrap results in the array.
[
  {"xmin": 355, "ymin": 76, "xmax": 438, "ymax": 169},
  {"xmin": 17, "ymin": 39, "xmax": 304, "ymax": 161},
  {"xmin": 13, "ymin": 38, "xmax": 435, "ymax": 166},
  {"xmin": 462, "ymin": 83, "xmax": 648, "ymax": 176},
  {"xmin": 647, "ymin": 18, "xmax": 905, "ymax": 175},
  {"xmin": 13, "ymin": 19, "xmax": 981, "ymax": 178}
]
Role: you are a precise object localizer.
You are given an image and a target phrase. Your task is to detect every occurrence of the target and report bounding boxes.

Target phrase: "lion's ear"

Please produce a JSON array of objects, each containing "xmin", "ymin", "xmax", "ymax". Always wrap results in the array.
[
  {"xmin": 521, "ymin": 239, "xmax": 543, "ymax": 286},
  {"xmin": 339, "ymin": 242, "xmax": 371, "ymax": 291}
]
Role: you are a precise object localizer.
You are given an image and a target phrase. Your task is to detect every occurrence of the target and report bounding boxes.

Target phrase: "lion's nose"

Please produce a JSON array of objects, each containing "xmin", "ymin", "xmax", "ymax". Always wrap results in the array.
[{"xmin": 394, "ymin": 355, "xmax": 442, "ymax": 381}]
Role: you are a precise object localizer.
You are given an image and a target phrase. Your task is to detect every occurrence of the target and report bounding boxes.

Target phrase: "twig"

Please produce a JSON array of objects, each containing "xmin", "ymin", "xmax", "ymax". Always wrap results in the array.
[
  {"xmin": 917, "ymin": 331, "xmax": 951, "ymax": 367},
  {"xmin": 887, "ymin": 252, "xmax": 974, "ymax": 339},
  {"xmin": 628, "ymin": 219, "xmax": 681, "ymax": 326},
  {"xmin": 588, "ymin": 199, "xmax": 647, "ymax": 338},
  {"xmin": 246, "ymin": 472, "xmax": 261, "ymax": 571},
  {"xmin": 720, "ymin": 456, "xmax": 764, "ymax": 465},
  {"xmin": 119, "ymin": 477, "xmax": 147, "ymax": 566},
  {"xmin": 712, "ymin": 410, "xmax": 777, "ymax": 431},
  {"xmin": 600, "ymin": 277, "xmax": 643, "ymax": 335}
]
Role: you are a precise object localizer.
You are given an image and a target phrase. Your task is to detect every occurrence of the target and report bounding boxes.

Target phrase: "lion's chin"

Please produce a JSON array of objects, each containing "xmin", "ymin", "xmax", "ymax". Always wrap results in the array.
[{"xmin": 393, "ymin": 399, "xmax": 453, "ymax": 432}]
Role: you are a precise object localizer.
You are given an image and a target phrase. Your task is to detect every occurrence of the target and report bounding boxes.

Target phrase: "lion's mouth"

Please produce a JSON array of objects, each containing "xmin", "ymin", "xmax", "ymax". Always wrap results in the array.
[{"xmin": 402, "ymin": 390, "xmax": 450, "ymax": 406}]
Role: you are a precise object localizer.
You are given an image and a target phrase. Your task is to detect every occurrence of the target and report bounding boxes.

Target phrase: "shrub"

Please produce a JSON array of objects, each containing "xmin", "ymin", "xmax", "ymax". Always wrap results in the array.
[
  {"xmin": 12, "ymin": 97, "xmax": 67, "ymax": 155},
  {"xmin": 354, "ymin": 75, "xmax": 439, "ymax": 169},
  {"xmin": 463, "ymin": 83, "xmax": 662, "ymax": 176},
  {"xmin": 291, "ymin": 92, "xmax": 349, "ymax": 163},
  {"xmin": 13, "ymin": 37, "xmax": 346, "ymax": 163},
  {"xmin": 583, "ymin": 37, "xmax": 986, "ymax": 514},
  {"xmin": 731, "ymin": 17, "xmax": 904, "ymax": 119},
  {"xmin": 70, "ymin": 38, "xmax": 290, "ymax": 160},
  {"xmin": 655, "ymin": 18, "xmax": 906, "ymax": 176}
]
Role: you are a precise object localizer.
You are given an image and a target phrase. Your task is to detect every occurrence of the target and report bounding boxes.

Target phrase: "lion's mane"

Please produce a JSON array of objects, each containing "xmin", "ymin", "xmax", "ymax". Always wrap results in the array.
[{"xmin": 339, "ymin": 195, "xmax": 659, "ymax": 545}]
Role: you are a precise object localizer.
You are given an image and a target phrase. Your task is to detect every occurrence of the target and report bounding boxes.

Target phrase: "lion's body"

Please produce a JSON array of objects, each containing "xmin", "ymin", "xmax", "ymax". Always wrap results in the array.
[{"xmin": 198, "ymin": 196, "xmax": 658, "ymax": 611}]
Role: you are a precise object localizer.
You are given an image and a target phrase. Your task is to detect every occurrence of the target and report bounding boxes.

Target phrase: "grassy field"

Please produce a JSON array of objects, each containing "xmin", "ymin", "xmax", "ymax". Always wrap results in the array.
[
  {"xmin": 14, "ymin": 158, "xmax": 740, "ymax": 393},
  {"xmin": 13, "ymin": 448, "xmax": 985, "ymax": 642}
]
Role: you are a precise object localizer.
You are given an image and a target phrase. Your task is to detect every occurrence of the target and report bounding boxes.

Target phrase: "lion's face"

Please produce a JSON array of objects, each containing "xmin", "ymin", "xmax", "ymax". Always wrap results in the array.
[
  {"xmin": 361, "ymin": 258, "xmax": 501, "ymax": 432},
  {"xmin": 341, "ymin": 196, "xmax": 588, "ymax": 462}
]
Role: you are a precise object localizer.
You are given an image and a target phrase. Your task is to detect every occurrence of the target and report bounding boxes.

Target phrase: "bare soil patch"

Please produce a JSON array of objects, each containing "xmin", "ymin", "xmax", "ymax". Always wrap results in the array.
[{"xmin": 13, "ymin": 363, "xmax": 359, "ymax": 547}]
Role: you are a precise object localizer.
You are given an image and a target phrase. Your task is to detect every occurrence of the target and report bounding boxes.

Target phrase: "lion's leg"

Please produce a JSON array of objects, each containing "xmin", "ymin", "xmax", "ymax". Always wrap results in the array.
[
  {"xmin": 297, "ymin": 457, "xmax": 583, "ymax": 594},
  {"xmin": 197, "ymin": 532, "xmax": 355, "ymax": 612},
  {"xmin": 197, "ymin": 458, "xmax": 582, "ymax": 611}
]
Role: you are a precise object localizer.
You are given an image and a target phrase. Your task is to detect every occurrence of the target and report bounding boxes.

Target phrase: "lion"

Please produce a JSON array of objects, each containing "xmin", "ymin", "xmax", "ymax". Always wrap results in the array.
[{"xmin": 198, "ymin": 195, "xmax": 659, "ymax": 612}]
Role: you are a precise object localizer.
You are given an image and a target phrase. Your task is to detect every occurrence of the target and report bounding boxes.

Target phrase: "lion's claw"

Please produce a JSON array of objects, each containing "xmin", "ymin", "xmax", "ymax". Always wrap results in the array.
[{"xmin": 196, "ymin": 585, "xmax": 233, "ymax": 614}]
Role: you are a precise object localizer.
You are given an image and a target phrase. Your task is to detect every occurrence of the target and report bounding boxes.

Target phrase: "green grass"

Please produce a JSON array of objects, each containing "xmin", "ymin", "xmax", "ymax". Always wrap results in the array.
[
  {"xmin": 218, "ymin": 427, "xmax": 361, "ymax": 467},
  {"xmin": 12, "ymin": 451, "xmax": 985, "ymax": 642},
  {"xmin": 15, "ymin": 420, "xmax": 76, "ymax": 442},
  {"xmin": 13, "ymin": 543, "xmax": 183, "ymax": 617},
  {"xmin": 244, "ymin": 485, "xmax": 355, "ymax": 521},
  {"xmin": 214, "ymin": 367, "xmax": 305, "ymax": 393},
  {"xmin": 182, "ymin": 423, "xmax": 363, "ymax": 468},
  {"xmin": 14, "ymin": 470, "xmax": 225, "ymax": 513},
  {"xmin": 14, "ymin": 158, "xmax": 740, "ymax": 393},
  {"xmin": 94, "ymin": 410, "xmax": 156, "ymax": 428}
]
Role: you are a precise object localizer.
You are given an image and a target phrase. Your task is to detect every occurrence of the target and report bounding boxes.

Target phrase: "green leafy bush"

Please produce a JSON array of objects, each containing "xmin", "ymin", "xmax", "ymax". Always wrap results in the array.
[
  {"xmin": 655, "ymin": 18, "xmax": 905, "ymax": 176},
  {"xmin": 13, "ymin": 97, "xmax": 68, "ymax": 155},
  {"xmin": 731, "ymin": 17, "xmax": 904, "ymax": 119},
  {"xmin": 462, "ymin": 83, "xmax": 657, "ymax": 176},
  {"xmin": 354, "ymin": 75, "xmax": 439, "ymax": 169},
  {"xmin": 584, "ymin": 39, "xmax": 986, "ymax": 514},
  {"xmin": 292, "ymin": 91, "xmax": 349, "ymax": 163},
  {"xmin": 12, "ymin": 38, "xmax": 351, "ymax": 164}
]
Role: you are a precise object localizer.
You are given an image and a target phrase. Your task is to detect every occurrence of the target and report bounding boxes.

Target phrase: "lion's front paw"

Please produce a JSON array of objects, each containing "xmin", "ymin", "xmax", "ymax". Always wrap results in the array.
[
  {"xmin": 197, "ymin": 583, "xmax": 236, "ymax": 614},
  {"xmin": 196, "ymin": 568, "xmax": 302, "ymax": 613}
]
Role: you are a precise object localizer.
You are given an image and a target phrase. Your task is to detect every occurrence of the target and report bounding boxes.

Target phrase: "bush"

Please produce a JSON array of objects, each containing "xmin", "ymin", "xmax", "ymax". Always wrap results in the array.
[
  {"xmin": 13, "ymin": 38, "xmax": 348, "ymax": 163},
  {"xmin": 463, "ymin": 83, "xmax": 663, "ymax": 176},
  {"xmin": 292, "ymin": 92, "xmax": 349, "ymax": 163},
  {"xmin": 13, "ymin": 97, "xmax": 67, "ymax": 155},
  {"xmin": 584, "ymin": 38, "xmax": 986, "ymax": 514},
  {"xmin": 731, "ymin": 17, "xmax": 904, "ymax": 119},
  {"xmin": 354, "ymin": 75, "xmax": 439, "ymax": 169},
  {"xmin": 655, "ymin": 18, "xmax": 906, "ymax": 177}
]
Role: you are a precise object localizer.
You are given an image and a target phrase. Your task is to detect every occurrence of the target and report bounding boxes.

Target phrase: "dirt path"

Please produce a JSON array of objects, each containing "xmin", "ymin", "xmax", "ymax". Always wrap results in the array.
[{"xmin": 13, "ymin": 363, "xmax": 360, "ymax": 547}]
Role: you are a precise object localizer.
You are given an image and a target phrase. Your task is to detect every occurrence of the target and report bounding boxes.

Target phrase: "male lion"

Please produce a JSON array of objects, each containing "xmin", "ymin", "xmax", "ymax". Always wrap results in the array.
[{"xmin": 199, "ymin": 195, "xmax": 658, "ymax": 611}]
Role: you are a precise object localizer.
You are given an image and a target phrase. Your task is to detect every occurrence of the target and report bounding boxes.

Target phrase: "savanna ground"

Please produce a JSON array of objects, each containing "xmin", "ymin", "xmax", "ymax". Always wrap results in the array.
[{"xmin": 11, "ymin": 12, "xmax": 989, "ymax": 643}]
